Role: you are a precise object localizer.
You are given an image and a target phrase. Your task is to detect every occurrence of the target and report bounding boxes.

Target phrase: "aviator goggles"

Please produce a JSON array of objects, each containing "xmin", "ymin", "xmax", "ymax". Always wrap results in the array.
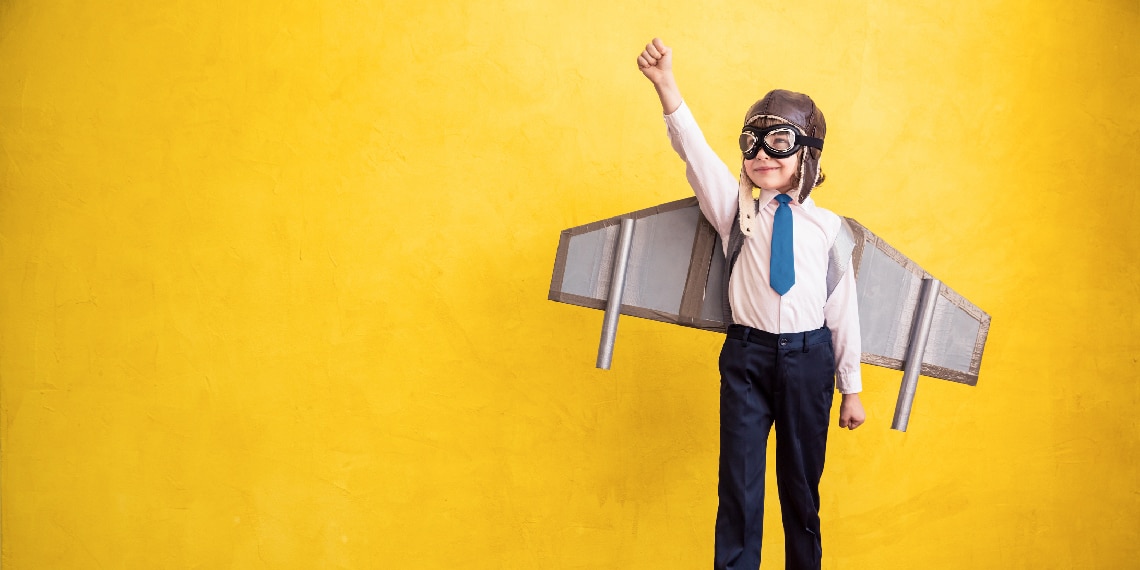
[{"xmin": 739, "ymin": 124, "xmax": 824, "ymax": 159}]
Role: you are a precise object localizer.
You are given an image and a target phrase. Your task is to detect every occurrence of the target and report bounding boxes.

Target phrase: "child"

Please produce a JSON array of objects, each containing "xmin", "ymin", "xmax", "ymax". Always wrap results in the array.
[{"xmin": 637, "ymin": 38, "xmax": 866, "ymax": 570}]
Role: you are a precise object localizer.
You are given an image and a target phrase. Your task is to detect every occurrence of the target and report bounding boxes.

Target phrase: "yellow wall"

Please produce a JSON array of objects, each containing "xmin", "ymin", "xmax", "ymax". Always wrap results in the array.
[{"xmin": 2, "ymin": 1, "xmax": 1137, "ymax": 567}]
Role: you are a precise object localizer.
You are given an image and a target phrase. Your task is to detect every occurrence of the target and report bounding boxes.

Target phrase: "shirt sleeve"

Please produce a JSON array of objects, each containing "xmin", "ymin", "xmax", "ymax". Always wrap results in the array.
[
  {"xmin": 824, "ymin": 263, "xmax": 863, "ymax": 394},
  {"xmin": 663, "ymin": 101, "xmax": 739, "ymax": 238}
]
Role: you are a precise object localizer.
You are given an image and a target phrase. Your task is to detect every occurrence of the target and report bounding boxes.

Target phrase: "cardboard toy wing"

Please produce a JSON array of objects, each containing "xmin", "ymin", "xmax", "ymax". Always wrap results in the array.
[{"xmin": 548, "ymin": 197, "xmax": 992, "ymax": 431}]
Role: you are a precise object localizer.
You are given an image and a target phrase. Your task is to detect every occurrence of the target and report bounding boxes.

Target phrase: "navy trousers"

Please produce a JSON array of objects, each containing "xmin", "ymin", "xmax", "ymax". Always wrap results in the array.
[{"xmin": 714, "ymin": 325, "xmax": 836, "ymax": 570}]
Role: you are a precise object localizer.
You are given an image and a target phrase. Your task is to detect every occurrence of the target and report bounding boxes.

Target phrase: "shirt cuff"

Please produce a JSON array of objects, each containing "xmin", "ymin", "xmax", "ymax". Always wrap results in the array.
[
  {"xmin": 663, "ymin": 100, "xmax": 696, "ymax": 136},
  {"xmin": 836, "ymin": 368, "xmax": 862, "ymax": 395}
]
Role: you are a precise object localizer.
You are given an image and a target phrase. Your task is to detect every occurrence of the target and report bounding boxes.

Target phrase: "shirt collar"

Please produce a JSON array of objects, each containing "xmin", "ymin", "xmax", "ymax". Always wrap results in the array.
[{"xmin": 757, "ymin": 188, "xmax": 811, "ymax": 209}]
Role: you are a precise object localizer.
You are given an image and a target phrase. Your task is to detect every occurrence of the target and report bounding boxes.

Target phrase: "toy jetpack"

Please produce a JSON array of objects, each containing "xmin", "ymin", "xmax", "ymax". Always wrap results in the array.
[{"xmin": 548, "ymin": 197, "xmax": 991, "ymax": 432}]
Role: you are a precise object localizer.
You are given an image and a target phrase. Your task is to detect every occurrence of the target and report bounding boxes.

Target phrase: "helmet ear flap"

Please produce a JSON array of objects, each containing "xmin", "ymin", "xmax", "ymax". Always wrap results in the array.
[
  {"xmin": 737, "ymin": 165, "xmax": 759, "ymax": 237},
  {"xmin": 797, "ymin": 150, "xmax": 822, "ymax": 203},
  {"xmin": 797, "ymin": 154, "xmax": 810, "ymax": 203}
]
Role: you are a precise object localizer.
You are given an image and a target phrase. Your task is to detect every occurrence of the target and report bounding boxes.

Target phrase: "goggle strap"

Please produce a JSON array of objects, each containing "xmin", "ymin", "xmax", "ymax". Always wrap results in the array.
[{"xmin": 799, "ymin": 135, "xmax": 824, "ymax": 151}]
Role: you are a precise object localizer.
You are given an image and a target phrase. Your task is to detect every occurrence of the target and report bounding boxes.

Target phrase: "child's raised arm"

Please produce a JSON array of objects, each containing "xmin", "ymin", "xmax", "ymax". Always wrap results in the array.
[
  {"xmin": 637, "ymin": 38, "xmax": 682, "ymax": 115},
  {"xmin": 634, "ymin": 37, "xmax": 738, "ymax": 238}
]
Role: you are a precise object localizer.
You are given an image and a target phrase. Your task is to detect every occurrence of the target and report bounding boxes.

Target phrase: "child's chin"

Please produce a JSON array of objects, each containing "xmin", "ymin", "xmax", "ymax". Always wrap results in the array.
[{"xmin": 753, "ymin": 180, "xmax": 793, "ymax": 192}]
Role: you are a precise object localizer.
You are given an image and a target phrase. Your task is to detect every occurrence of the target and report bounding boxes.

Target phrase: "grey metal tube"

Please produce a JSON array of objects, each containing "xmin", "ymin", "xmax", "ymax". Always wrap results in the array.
[
  {"xmin": 891, "ymin": 278, "xmax": 942, "ymax": 431},
  {"xmin": 596, "ymin": 218, "xmax": 636, "ymax": 370}
]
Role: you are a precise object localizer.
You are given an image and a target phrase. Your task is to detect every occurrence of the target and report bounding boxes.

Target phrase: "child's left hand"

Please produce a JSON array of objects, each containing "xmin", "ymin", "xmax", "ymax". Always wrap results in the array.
[{"xmin": 838, "ymin": 393, "xmax": 866, "ymax": 430}]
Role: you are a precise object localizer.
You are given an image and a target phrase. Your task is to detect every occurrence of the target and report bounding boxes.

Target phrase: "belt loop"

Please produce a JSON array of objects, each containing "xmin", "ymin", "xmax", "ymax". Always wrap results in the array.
[
  {"xmin": 741, "ymin": 327, "xmax": 750, "ymax": 347},
  {"xmin": 802, "ymin": 331, "xmax": 809, "ymax": 353}
]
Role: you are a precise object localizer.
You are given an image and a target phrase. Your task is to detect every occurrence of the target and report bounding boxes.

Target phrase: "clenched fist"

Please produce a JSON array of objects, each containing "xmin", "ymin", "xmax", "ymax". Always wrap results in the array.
[
  {"xmin": 637, "ymin": 37, "xmax": 681, "ymax": 114},
  {"xmin": 839, "ymin": 393, "xmax": 866, "ymax": 430},
  {"xmin": 637, "ymin": 38, "xmax": 673, "ymax": 85}
]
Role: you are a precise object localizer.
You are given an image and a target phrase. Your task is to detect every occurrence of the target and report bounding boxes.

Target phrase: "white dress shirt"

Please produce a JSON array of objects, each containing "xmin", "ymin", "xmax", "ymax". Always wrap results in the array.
[{"xmin": 665, "ymin": 101, "xmax": 863, "ymax": 394}]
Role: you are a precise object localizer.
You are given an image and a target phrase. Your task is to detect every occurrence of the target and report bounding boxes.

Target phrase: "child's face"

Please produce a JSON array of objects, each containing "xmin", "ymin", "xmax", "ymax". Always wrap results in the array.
[{"xmin": 744, "ymin": 149, "xmax": 800, "ymax": 193}]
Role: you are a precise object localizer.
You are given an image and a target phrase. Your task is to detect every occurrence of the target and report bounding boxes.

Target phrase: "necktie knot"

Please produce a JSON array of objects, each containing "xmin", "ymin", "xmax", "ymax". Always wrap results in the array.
[{"xmin": 775, "ymin": 193, "xmax": 792, "ymax": 205}]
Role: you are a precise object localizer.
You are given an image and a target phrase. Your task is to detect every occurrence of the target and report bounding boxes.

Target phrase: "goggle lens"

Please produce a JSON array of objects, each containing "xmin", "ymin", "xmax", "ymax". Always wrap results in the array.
[
  {"xmin": 738, "ymin": 131, "xmax": 760, "ymax": 156},
  {"xmin": 763, "ymin": 128, "xmax": 796, "ymax": 153}
]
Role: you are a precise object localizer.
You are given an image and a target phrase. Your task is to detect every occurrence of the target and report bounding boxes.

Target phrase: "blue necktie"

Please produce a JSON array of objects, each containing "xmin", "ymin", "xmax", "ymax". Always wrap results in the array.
[{"xmin": 770, "ymin": 194, "xmax": 795, "ymax": 295}]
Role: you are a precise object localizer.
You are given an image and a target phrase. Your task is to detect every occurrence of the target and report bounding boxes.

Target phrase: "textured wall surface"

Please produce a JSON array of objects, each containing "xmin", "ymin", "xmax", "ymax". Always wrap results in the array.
[{"xmin": 2, "ymin": 1, "xmax": 1137, "ymax": 568}]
